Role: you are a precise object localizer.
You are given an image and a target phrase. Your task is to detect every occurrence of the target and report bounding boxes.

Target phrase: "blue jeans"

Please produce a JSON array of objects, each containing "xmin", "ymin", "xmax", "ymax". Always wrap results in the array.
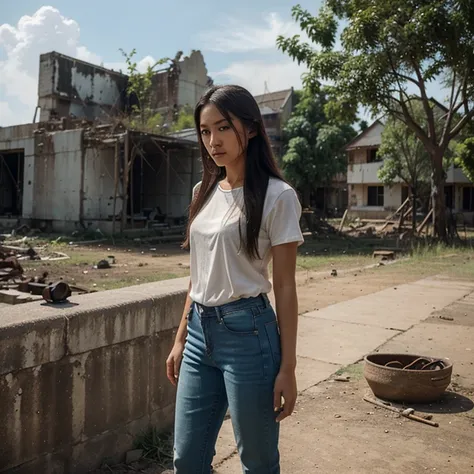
[{"xmin": 173, "ymin": 294, "xmax": 281, "ymax": 474}]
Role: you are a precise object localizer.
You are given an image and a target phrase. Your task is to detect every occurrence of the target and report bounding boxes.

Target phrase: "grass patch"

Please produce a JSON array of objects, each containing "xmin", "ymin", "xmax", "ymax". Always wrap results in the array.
[
  {"xmin": 393, "ymin": 244, "xmax": 474, "ymax": 280},
  {"xmin": 133, "ymin": 427, "xmax": 173, "ymax": 466},
  {"xmin": 335, "ymin": 362, "xmax": 365, "ymax": 381}
]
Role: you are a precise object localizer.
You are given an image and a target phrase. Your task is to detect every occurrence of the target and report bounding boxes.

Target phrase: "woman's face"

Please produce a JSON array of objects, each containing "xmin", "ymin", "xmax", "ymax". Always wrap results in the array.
[{"xmin": 199, "ymin": 103, "xmax": 252, "ymax": 168}]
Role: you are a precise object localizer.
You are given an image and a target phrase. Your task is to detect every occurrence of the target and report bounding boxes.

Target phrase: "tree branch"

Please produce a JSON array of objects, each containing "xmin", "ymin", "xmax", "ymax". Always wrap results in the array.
[
  {"xmin": 440, "ymin": 70, "xmax": 459, "ymax": 147},
  {"xmin": 385, "ymin": 93, "xmax": 434, "ymax": 154},
  {"xmin": 411, "ymin": 60, "xmax": 437, "ymax": 143},
  {"xmin": 449, "ymin": 106, "xmax": 474, "ymax": 140}
]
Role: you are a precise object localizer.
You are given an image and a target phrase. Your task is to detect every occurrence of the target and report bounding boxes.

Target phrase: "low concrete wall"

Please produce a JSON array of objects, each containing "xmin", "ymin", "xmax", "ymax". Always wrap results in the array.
[{"xmin": 0, "ymin": 277, "xmax": 189, "ymax": 473}]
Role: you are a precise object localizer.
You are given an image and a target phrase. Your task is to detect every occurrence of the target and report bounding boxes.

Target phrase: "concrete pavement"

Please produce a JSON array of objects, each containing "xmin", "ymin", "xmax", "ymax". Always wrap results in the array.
[{"xmin": 213, "ymin": 276, "xmax": 474, "ymax": 472}]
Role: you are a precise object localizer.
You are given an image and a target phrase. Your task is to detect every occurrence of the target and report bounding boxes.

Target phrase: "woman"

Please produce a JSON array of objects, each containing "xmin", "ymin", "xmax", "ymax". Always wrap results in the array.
[{"xmin": 166, "ymin": 84, "xmax": 303, "ymax": 474}]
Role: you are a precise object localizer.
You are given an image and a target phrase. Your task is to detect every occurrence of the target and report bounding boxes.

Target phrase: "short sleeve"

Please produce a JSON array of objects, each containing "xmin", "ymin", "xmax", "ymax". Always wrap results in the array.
[
  {"xmin": 265, "ymin": 189, "xmax": 304, "ymax": 247},
  {"xmin": 192, "ymin": 181, "xmax": 202, "ymax": 200}
]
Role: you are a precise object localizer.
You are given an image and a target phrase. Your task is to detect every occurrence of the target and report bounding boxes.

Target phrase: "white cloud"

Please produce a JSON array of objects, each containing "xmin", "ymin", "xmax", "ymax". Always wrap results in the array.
[
  {"xmin": 104, "ymin": 55, "xmax": 160, "ymax": 75},
  {"xmin": 0, "ymin": 6, "xmax": 102, "ymax": 126},
  {"xmin": 200, "ymin": 12, "xmax": 306, "ymax": 53},
  {"xmin": 212, "ymin": 58, "xmax": 307, "ymax": 96},
  {"xmin": 202, "ymin": 12, "xmax": 308, "ymax": 95},
  {"xmin": 0, "ymin": 101, "xmax": 20, "ymax": 126}
]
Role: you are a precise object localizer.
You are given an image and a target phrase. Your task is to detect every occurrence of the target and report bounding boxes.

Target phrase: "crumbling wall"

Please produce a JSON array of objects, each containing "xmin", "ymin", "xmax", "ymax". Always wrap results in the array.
[
  {"xmin": 38, "ymin": 52, "xmax": 128, "ymax": 122},
  {"xmin": 177, "ymin": 50, "xmax": 210, "ymax": 108},
  {"xmin": 0, "ymin": 277, "xmax": 187, "ymax": 474}
]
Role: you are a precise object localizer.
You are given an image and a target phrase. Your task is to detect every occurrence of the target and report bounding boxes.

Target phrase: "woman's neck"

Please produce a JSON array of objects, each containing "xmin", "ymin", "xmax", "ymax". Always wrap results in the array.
[{"xmin": 223, "ymin": 159, "xmax": 245, "ymax": 187}]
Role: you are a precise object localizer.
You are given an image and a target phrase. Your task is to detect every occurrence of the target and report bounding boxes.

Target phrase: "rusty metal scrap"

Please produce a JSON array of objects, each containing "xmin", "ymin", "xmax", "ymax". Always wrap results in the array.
[{"xmin": 384, "ymin": 357, "xmax": 447, "ymax": 371}]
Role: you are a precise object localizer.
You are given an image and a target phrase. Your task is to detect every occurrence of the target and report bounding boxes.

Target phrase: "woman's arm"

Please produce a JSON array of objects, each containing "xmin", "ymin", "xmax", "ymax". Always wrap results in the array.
[
  {"xmin": 166, "ymin": 281, "xmax": 192, "ymax": 385},
  {"xmin": 271, "ymin": 241, "xmax": 299, "ymax": 422}
]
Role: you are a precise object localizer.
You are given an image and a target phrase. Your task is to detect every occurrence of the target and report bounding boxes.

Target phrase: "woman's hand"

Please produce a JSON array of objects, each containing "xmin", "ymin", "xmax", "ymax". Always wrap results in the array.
[
  {"xmin": 166, "ymin": 342, "xmax": 185, "ymax": 386},
  {"xmin": 273, "ymin": 368, "xmax": 297, "ymax": 422}
]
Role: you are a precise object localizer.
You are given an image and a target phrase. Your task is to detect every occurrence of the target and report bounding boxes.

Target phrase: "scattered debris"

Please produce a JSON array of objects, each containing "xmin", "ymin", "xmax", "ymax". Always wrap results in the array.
[
  {"xmin": 331, "ymin": 269, "xmax": 338, "ymax": 277},
  {"xmin": 373, "ymin": 250, "xmax": 395, "ymax": 260},
  {"xmin": 439, "ymin": 315, "xmax": 454, "ymax": 321},
  {"xmin": 363, "ymin": 395, "xmax": 439, "ymax": 428},
  {"xmin": 42, "ymin": 281, "xmax": 72, "ymax": 304},
  {"xmin": 0, "ymin": 237, "xmax": 91, "ymax": 304},
  {"xmin": 334, "ymin": 376, "xmax": 351, "ymax": 382}
]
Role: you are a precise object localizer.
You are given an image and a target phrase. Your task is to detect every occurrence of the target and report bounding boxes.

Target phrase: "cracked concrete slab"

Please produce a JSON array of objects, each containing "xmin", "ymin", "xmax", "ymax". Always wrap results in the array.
[
  {"xmin": 296, "ymin": 357, "xmax": 341, "ymax": 392},
  {"xmin": 297, "ymin": 316, "xmax": 399, "ymax": 366},
  {"xmin": 303, "ymin": 276, "xmax": 473, "ymax": 331}
]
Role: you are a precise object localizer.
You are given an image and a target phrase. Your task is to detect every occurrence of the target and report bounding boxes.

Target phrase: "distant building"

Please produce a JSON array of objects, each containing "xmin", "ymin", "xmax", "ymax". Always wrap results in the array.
[
  {"xmin": 254, "ymin": 88, "xmax": 296, "ymax": 159},
  {"xmin": 345, "ymin": 120, "xmax": 474, "ymax": 221}
]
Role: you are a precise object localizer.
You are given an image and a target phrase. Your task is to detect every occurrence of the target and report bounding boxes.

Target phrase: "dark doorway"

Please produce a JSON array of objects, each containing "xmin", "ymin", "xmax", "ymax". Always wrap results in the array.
[
  {"xmin": 445, "ymin": 185, "xmax": 454, "ymax": 209},
  {"xmin": 0, "ymin": 150, "xmax": 24, "ymax": 216},
  {"xmin": 401, "ymin": 185, "xmax": 409, "ymax": 205}
]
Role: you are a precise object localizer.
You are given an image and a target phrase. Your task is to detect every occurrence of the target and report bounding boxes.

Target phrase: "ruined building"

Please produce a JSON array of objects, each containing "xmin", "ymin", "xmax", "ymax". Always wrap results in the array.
[{"xmin": 0, "ymin": 51, "xmax": 212, "ymax": 233}]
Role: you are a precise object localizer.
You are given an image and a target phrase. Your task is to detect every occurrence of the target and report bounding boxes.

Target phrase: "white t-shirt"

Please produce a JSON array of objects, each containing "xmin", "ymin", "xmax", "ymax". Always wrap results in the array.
[{"xmin": 189, "ymin": 177, "xmax": 304, "ymax": 307}]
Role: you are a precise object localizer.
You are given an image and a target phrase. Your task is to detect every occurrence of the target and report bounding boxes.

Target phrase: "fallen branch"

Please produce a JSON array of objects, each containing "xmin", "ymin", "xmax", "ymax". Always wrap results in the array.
[{"xmin": 363, "ymin": 395, "xmax": 439, "ymax": 427}]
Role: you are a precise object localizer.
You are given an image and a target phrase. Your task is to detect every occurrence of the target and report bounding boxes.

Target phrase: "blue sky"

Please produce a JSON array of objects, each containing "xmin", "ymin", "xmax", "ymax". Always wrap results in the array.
[
  {"xmin": 1, "ymin": 1, "xmax": 446, "ymax": 127},
  {"xmin": 0, "ymin": 0, "xmax": 321, "ymax": 125}
]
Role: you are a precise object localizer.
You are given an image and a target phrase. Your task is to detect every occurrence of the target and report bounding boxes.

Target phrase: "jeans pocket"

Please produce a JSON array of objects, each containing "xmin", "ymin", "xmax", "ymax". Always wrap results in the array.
[
  {"xmin": 220, "ymin": 309, "xmax": 257, "ymax": 335},
  {"xmin": 264, "ymin": 320, "xmax": 282, "ymax": 367}
]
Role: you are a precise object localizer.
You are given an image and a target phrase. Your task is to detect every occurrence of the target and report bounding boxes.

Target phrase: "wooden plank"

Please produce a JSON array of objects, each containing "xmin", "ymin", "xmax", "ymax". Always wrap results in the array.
[
  {"xmin": 339, "ymin": 209, "xmax": 349, "ymax": 232},
  {"xmin": 417, "ymin": 209, "xmax": 433, "ymax": 234},
  {"xmin": 386, "ymin": 197, "xmax": 410, "ymax": 221}
]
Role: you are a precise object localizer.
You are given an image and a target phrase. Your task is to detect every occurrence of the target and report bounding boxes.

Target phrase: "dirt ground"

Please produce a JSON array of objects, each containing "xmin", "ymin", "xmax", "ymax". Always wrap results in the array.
[
  {"xmin": 8, "ymin": 235, "xmax": 474, "ymax": 305},
  {"xmin": 219, "ymin": 362, "xmax": 474, "ymax": 474},
  {"xmin": 4, "ymin": 235, "xmax": 474, "ymax": 473},
  {"xmin": 83, "ymin": 250, "xmax": 474, "ymax": 474},
  {"xmin": 215, "ymin": 287, "xmax": 474, "ymax": 473}
]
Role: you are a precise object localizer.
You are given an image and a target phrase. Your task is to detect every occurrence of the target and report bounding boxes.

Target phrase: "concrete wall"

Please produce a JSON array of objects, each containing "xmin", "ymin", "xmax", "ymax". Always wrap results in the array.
[
  {"xmin": 33, "ymin": 130, "xmax": 83, "ymax": 223},
  {"xmin": 347, "ymin": 162, "xmax": 384, "ymax": 184},
  {"xmin": 83, "ymin": 146, "xmax": 121, "ymax": 221},
  {"xmin": 0, "ymin": 278, "xmax": 188, "ymax": 474},
  {"xmin": 38, "ymin": 52, "xmax": 127, "ymax": 122},
  {"xmin": 177, "ymin": 51, "xmax": 210, "ymax": 108}
]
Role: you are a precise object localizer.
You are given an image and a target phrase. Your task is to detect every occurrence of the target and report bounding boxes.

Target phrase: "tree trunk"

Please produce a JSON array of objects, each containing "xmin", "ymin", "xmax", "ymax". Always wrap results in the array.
[
  {"xmin": 411, "ymin": 187, "xmax": 417, "ymax": 233},
  {"xmin": 431, "ymin": 150, "xmax": 447, "ymax": 241}
]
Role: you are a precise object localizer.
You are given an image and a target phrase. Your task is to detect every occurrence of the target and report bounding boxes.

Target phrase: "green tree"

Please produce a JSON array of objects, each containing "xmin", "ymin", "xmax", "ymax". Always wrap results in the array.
[
  {"xmin": 278, "ymin": 1, "xmax": 474, "ymax": 240},
  {"xmin": 170, "ymin": 105, "xmax": 195, "ymax": 132},
  {"xmin": 378, "ymin": 115, "xmax": 431, "ymax": 231},
  {"xmin": 120, "ymin": 48, "xmax": 168, "ymax": 131},
  {"xmin": 455, "ymin": 137, "xmax": 474, "ymax": 182},
  {"xmin": 282, "ymin": 86, "xmax": 357, "ymax": 208}
]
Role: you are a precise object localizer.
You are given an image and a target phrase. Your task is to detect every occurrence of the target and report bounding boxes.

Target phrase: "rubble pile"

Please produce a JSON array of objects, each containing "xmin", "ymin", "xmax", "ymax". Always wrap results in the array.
[{"xmin": 0, "ymin": 235, "xmax": 76, "ymax": 302}]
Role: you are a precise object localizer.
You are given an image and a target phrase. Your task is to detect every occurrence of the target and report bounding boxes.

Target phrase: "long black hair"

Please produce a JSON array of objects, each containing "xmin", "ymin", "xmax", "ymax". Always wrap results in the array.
[{"xmin": 183, "ymin": 84, "xmax": 286, "ymax": 259}]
